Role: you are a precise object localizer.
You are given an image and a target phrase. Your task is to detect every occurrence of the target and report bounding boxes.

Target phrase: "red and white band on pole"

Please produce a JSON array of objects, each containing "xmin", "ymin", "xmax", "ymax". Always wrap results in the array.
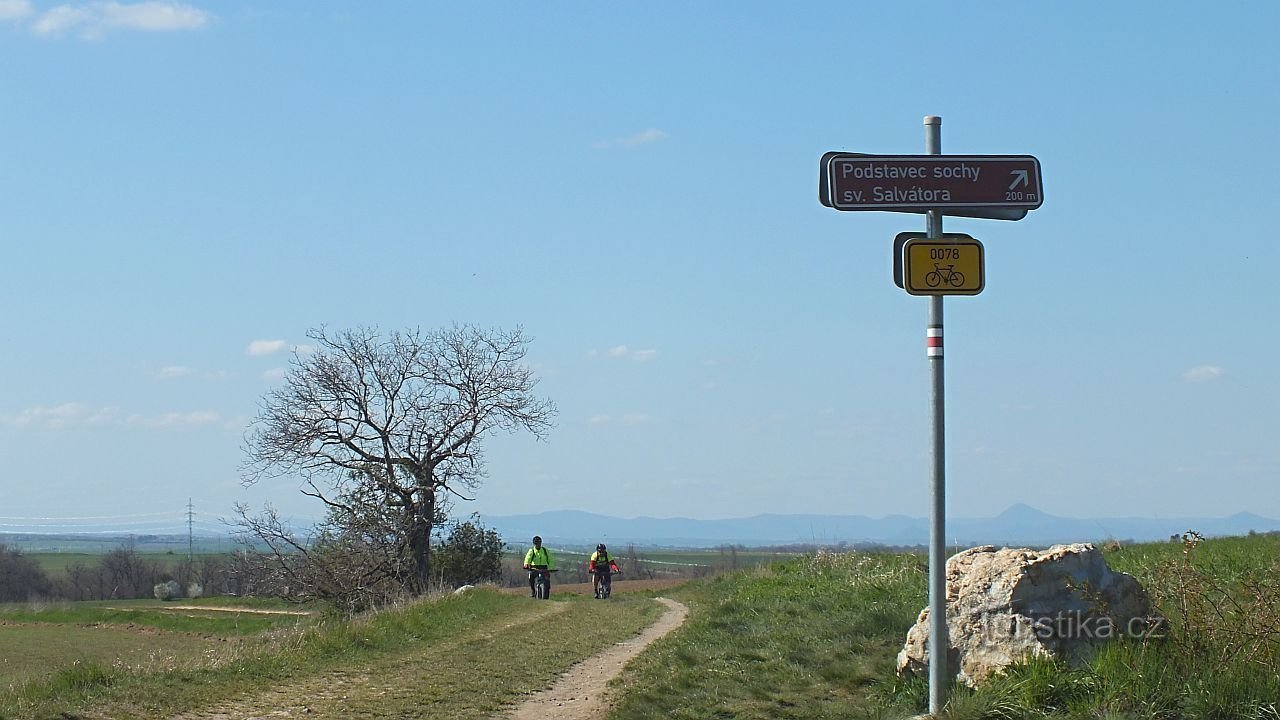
[{"xmin": 927, "ymin": 326, "xmax": 943, "ymax": 359}]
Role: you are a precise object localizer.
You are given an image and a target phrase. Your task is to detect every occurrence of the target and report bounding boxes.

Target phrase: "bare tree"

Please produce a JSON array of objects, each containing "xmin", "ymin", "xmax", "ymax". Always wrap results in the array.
[
  {"xmin": 99, "ymin": 541, "xmax": 162, "ymax": 599},
  {"xmin": 242, "ymin": 325, "xmax": 554, "ymax": 600}
]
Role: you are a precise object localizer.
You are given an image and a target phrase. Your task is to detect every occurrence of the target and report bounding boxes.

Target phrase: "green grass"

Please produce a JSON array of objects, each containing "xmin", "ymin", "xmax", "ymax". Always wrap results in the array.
[
  {"xmin": 609, "ymin": 551, "xmax": 927, "ymax": 719},
  {"xmin": 23, "ymin": 552, "xmax": 104, "ymax": 575},
  {"xmin": 0, "ymin": 597, "xmax": 320, "ymax": 701},
  {"xmin": 607, "ymin": 536, "xmax": 1280, "ymax": 720},
  {"xmin": 0, "ymin": 597, "xmax": 314, "ymax": 635},
  {"xmin": 1106, "ymin": 532, "xmax": 1280, "ymax": 582},
  {"xmin": 0, "ymin": 622, "xmax": 226, "ymax": 697},
  {"xmin": 0, "ymin": 588, "xmax": 666, "ymax": 720},
  {"xmin": 6, "ymin": 535, "xmax": 1277, "ymax": 719},
  {"xmin": 25, "ymin": 551, "xmax": 230, "ymax": 576}
]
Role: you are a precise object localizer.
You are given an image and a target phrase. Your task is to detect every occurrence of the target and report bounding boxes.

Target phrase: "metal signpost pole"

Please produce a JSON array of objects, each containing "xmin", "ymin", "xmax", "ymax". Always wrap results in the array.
[
  {"xmin": 817, "ymin": 122, "xmax": 1042, "ymax": 715},
  {"xmin": 924, "ymin": 115, "xmax": 948, "ymax": 714}
]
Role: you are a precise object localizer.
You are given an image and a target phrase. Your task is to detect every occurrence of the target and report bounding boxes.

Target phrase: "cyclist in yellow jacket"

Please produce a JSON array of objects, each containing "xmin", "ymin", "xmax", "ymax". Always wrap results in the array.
[{"xmin": 522, "ymin": 535, "xmax": 555, "ymax": 597}]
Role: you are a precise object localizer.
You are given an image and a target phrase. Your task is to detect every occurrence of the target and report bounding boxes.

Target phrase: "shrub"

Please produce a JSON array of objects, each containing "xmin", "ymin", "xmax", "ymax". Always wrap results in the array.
[
  {"xmin": 0, "ymin": 543, "xmax": 53, "ymax": 601},
  {"xmin": 432, "ymin": 517, "xmax": 503, "ymax": 588},
  {"xmin": 153, "ymin": 580, "xmax": 182, "ymax": 601},
  {"xmin": 1154, "ymin": 531, "xmax": 1280, "ymax": 671}
]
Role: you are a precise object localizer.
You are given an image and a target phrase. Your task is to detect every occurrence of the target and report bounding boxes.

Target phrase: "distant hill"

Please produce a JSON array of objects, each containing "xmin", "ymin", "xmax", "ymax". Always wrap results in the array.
[
  {"xmin": 8, "ymin": 506, "xmax": 1277, "ymax": 553},
  {"xmin": 480, "ymin": 505, "xmax": 1280, "ymax": 549}
]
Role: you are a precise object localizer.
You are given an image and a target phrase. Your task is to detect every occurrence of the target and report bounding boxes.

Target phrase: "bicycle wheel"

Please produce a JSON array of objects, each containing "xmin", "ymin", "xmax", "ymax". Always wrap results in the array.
[
  {"xmin": 535, "ymin": 574, "xmax": 548, "ymax": 599},
  {"xmin": 949, "ymin": 271, "xmax": 966, "ymax": 287},
  {"xmin": 602, "ymin": 575, "xmax": 611, "ymax": 599},
  {"xmin": 925, "ymin": 271, "xmax": 941, "ymax": 288}
]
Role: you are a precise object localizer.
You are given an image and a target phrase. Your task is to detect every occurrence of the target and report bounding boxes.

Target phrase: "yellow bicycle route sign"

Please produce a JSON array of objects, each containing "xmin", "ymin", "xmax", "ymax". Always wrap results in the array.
[{"xmin": 902, "ymin": 236, "xmax": 984, "ymax": 296}]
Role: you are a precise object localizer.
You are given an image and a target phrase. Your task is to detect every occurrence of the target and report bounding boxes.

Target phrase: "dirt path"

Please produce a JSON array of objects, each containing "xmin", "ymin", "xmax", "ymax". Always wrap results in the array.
[
  {"xmin": 170, "ymin": 602, "xmax": 571, "ymax": 720},
  {"xmin": 501, "ymin": 597, "xmax": 688, "ymax": 720},
  {"xmin": 165, "ymin": 596, "xmax": 688, "ymax": 720}
]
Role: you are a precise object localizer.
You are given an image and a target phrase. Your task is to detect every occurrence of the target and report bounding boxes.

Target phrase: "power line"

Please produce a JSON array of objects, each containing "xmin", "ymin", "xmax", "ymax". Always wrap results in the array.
[
  {"xmin": 0, "ymin": 527, "xmax": 216, "ymax": 535},
  {"xmin": 0, "ymin": 511, "xmax": 178, "ymax": 521},
  {"xmin": 188, "ymin": 498, "xmax": 195, "ymax": 561},
  {"xmin": 0, "ymin": 503, "xmax": 229, "ymax": 536}
]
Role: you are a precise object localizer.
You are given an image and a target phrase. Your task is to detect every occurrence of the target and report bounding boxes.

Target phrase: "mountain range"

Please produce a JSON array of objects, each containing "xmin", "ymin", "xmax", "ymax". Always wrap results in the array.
[{"xmin": 479, "ymin": 503, "xmax": 1280, "ymax": 549}]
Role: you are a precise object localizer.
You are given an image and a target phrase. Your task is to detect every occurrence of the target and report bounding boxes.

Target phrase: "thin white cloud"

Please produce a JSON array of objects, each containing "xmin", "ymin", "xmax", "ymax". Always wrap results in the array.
[
  {"xmin": 1182, "ymin": 365, "xmax": 1224, "ymax": 382},
  {"xmin": 31, "ymin": 4, "xmax": 90, "ymax": 33},
  {"xmin": 262, "ymin": 367, "xmax": 286, "ymax": 382},
  {"xmin": 151, "ymin": 365, "xmax": 226, "ymax": 380},
  {"xmin": 0, "ymin": 0, "xmax": 32, "ymax": 21},
  {"xmin": 1, "ymin": 403, "xmax": 114, "ymax": 428},
  {"xmin": 156, "ymin": 365, "xmax": 196, "ymax": 378},
  {"xmin": 1, "ymin": 403, "xmax": 223, "ymax": 430},
  {"xmin": 101, "ymin": 0, "xmax": 208, "ymax": 30},
  {"xmin": 588, "ymin": 414, "xmax": 611, "ymax": 425},
  {"xmin": 592, "ymin": 128, "xmax": 668, "ymax": 150},
  {"xmin": 31, "ymin": 1, "xmax": 211, "ymax": 39},
  {"xmin": 597, "ymin": 345, "xmax": 658, "ymax": 362},
  {"xmin": 151, "ymin": 410, "xmax": 220, "ymax": 428},
  {"xmin": 247, "ymin": 339, "xmax": 288, "ymax": 356},
  {"xmin": 621, "ymin": 128, "xmax": 667, "ymax": 147},
  {"xmin": 247, "ymin": 339, "xmax": 312, "ymax": 357}
]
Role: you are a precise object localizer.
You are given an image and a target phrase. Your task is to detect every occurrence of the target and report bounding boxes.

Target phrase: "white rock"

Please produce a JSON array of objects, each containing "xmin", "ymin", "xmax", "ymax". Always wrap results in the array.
[{"xmin": 896, "ymin": 543, "xmax": 1155, "ymax": 686}]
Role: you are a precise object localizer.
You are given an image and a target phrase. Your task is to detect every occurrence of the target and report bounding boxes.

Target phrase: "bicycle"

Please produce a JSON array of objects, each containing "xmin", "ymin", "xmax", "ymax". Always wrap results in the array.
[
  {"xmin": 590, "ymin": 568, "xmax": 620, "ymax": 599},
  {"xmin": 529, "ymin": 567, "xmax": 557, "ymax": 599},
  {"xmin": 924, "ymin": 263, "xmax": 966, "ymax": 288}
]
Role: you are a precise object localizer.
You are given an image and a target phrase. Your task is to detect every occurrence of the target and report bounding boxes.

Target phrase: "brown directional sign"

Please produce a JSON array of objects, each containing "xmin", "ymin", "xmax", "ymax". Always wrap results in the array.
[{"xmin": 819, "ymin": 153, "xmax": 1043, "ymax": 216}]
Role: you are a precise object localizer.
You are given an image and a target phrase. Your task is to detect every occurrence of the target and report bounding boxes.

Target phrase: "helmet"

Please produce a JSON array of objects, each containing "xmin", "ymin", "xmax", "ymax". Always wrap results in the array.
[
  {"xmin": 532, "ymin": 535, "xmax": 542, "ymax": 544},
  {"xmin": 597, "ymin": 543, "xmax": 606, "ymax": 552}
]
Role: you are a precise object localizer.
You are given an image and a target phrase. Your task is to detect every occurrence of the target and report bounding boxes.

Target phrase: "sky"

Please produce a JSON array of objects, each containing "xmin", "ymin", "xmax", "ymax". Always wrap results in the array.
[{"xmin": 1, "ymin": 1, "xmax": 1277, "ymax": 537}]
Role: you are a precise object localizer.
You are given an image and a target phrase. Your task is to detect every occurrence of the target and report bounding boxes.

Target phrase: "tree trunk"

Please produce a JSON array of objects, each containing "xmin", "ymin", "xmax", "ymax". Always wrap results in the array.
[{"xmin": 408, "ymin": 490, "xmax": 435, "ymax": 594}]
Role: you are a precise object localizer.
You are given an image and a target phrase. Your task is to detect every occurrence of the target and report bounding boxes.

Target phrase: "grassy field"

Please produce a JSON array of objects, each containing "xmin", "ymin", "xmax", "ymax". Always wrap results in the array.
[
  {"xmin": 25, "ymin": 551, "xmax": 230, "ymax": 576},
  {"xmin": 4, "ymin": 534, "xmax": 1276, "ymax": 719},
  {"xmin": 607, "ymin": 534, "xmax": 1280, "ymax": 719},
  {"xmin": 4, "ymin": 536, "xmax": 234, "ymax": 555},
  {"xmin": 0, "ymin": 589, "xmax": 664, "ymax": 719},
  {"xmin": 23, "ymin": 543, "xmax": 785, "ymax": 592},
  {"xmin": 608, "ymin": 551, "xmax": 927, "ymax": 719},
  {"xmin": 0, "ymin": 598, "xmax": 318, "ymax": 695}
]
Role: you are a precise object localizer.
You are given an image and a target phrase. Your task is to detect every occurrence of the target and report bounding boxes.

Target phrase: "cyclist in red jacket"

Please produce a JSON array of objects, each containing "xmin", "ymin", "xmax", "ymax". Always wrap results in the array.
[{"xmin": 588, "ymin": 543, "xmax": 620, "ymax": 598}]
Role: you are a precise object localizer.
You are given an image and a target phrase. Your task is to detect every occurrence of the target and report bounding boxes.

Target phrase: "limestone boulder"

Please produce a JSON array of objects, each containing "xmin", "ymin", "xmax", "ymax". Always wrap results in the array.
[{"xmin": 896, "ymin": 543, "xmax": 1155, "ymax": 687}]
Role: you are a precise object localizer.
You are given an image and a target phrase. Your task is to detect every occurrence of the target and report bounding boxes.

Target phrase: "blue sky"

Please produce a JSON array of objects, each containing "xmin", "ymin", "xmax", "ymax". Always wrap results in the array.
[{"xmin": 1, "ymin": 2, "xmax": 1277, "ymax": 535}]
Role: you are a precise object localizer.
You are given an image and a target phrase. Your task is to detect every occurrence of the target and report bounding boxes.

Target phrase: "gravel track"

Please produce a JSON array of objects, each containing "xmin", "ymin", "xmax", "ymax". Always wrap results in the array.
[{"xmin": 502, "ymin": 597, "xmax": 688, "ymax": 720}]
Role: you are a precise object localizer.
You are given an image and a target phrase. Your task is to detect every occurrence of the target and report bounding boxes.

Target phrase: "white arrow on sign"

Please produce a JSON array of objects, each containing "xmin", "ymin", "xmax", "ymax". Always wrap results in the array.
[{"xmin": 1008, "ymin": 169, "xmax": 1029, "ymax": 190}]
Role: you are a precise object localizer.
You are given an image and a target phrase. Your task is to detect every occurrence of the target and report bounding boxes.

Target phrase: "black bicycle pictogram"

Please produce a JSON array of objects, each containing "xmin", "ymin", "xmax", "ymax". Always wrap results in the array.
[{"xmin": 924, "ymin": 263, "xmax": 966, "ymax": 288}]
